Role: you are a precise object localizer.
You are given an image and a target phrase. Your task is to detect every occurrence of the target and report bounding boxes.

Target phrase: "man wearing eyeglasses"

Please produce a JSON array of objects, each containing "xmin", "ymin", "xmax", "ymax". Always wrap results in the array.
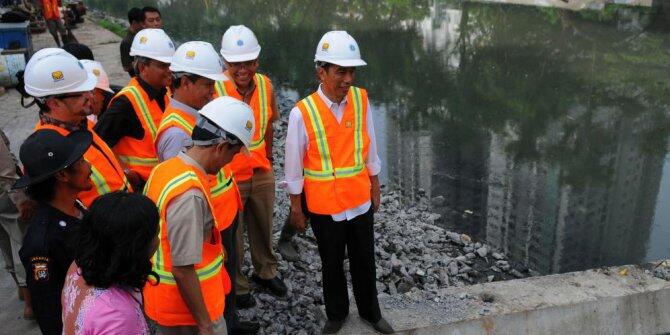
[
  {"xmin": 25, "ymin": 48, "xmax": 132, "ymax": 207},
  {"xmin": 214, "ymin": 25, "xmax": 286, "ymax": 308}
]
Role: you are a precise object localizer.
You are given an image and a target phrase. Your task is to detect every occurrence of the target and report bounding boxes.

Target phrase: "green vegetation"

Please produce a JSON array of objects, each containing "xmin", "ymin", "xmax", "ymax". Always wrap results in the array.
[{"xmin": 97, "ymin": 19, "xmax": 125, "ymax": 37}]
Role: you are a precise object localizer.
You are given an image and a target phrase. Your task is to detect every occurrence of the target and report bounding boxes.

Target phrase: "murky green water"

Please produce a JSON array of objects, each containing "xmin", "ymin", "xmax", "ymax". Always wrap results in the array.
[{"xmin": 88, "ymin": 0, "xmax": 670, "ymax": 275}]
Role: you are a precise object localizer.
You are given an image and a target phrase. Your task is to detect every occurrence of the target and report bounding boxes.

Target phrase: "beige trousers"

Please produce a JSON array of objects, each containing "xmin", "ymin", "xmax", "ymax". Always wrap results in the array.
[
  {"xmin": 235, "ymin": 168, "xmax": 278, "ymax": 295},
  {"xmin": 0, "ymin": 197, "xmax": 27, "ymax": 286}
]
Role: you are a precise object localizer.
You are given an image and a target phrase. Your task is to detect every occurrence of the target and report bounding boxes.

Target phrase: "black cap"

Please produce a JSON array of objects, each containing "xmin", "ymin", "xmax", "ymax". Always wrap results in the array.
[{"xmin": 13, "ymin": 129, "xmax": 92, "ymax": 189}]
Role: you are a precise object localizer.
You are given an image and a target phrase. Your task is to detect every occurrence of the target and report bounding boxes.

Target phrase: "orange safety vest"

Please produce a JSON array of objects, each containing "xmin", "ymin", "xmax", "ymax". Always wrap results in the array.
[
  {"xmin": 156, "ymin": 105, "xmax": 241, "ymax": 231},
  {"xmin": 42, "ymin": 0, "xmax": 60, "ymax": 20},
  {"xmin": 110, "ymin": 77, "xmax": 168, "ymax": 181},
  {"xmin": 34, "ymin": 120, "xmax": 132, "ymax": 207},
  {"xmin": 143, "ymin": 157, "xmax": 230, "ymax": 326},
  {"xmin": 297, "ymin": 87, "xmax": 371, "ymax": 215},
  {"xmin": 213, "ymin": 73, "xmax": 273, "ymax": 181}
]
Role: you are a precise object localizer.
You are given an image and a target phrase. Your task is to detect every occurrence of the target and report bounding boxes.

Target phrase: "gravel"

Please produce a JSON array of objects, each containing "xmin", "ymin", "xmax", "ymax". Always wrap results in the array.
[{"xmin": 233, "ymin": 92, "xmax": 529, "ymax": 334}]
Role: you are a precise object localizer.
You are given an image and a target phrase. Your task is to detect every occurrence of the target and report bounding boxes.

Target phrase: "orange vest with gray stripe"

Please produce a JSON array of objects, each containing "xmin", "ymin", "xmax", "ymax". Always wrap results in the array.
[
  {"xmin": 111, "ymin": 78, "xmax": 168, "ymax": 180},
  {"xmin": 34, "ymin": 120, "xmax": 132, "ymax": 207},
  {"xmin": 297, "ymin": 87, "xmax": 371, "ymax": 215},
  {"xmin": 143, "ymin": 157, "xmax": 230, "ymax": 326},
  {"xmin": 213, "ymin": 73, "xmax": 273, "ymax": 181},
  {"xmin": 155, "ymin": 105, "xmax": 241, "ymax": 231}
]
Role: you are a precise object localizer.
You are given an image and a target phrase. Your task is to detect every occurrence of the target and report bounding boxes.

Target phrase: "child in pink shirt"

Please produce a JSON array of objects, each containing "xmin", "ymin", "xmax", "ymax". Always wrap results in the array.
[
  {"xmin": 60, "ymin": 192, "xmax": 159, "ymax": 335},
  {"xmin": 62, "ymin": 264, "xmax": 148, "ymax": 335}
]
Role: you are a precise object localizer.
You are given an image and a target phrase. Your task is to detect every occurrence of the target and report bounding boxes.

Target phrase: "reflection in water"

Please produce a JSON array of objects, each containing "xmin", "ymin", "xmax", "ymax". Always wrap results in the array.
[{"xmin": 88, "ymin": 0, "xmax": 670, "ymax": 274}]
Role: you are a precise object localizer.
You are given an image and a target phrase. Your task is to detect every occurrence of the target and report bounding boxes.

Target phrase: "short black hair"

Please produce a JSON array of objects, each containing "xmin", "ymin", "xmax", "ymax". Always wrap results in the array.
[
  {"xmin": 127, "ymin": 7, "xmax": 143, "ymax": 24},
  {"xmin": 142, "ymin": 6, "xmax": 161, "ymax": 19},
  {"xmin": 62, "ymin": 43, "xmax": 94, "ymax": 60},
  {"xmin": 171, "ymin": 73, "xmax": 201, "ymax": 90},
  {"xmin": 75, "ymin": 192, "xmax": 160, "ymax": 290}
]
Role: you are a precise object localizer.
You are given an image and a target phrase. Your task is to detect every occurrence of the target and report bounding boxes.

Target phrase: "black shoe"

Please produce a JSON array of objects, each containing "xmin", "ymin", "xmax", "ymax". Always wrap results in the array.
[
  {"xmin": 235, "ymin": 293, "xmax": 256, "ymax": 309},
  {"xmin": 322, "ymin": 319, "xmax": 345, "ymax": 334},
  {"xmin": 251, "ymin": 274, "xmax": 287, "ymax": 297},
  {"xmin": 362, "ymin": 317, "xmax": 395, "ymax": 334},
  {"xmin": 277, "ymin": 240, "xmax": 299, "ymax": 262},
  {"xmin": 231, "ymin": 320, "xmax": 260, "ymax": 335}
]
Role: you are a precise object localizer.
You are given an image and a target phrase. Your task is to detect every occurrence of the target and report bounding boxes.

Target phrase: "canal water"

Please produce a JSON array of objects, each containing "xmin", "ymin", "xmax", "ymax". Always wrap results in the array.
[{"xmin": 88, "ymin": 0, "xmax": 670, "ymax": 275}]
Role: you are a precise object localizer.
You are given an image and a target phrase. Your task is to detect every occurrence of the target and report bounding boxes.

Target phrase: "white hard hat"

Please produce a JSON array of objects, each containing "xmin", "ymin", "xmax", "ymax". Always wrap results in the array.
[
  {"xmin": 79, "ymin": 60, "xmax": 114, "ymax": 94},
  {"xmin": 220, "ymin": 25, "xmax": 261, "ymax": 63},
  {"xmin": 24, "ymin": 52, "xmax": 97, "ymax": 98},
  {"xmin": 170, "ymin": 41, "xmax": 226, "ymax": 81},
  {"xmin": 130, "ymin": 28, "xmax": 175, "ymax": 64},
  {"xmin": 197, "ymin": 96, "xmax": 255, "ymax": 149},
  {"xmin": 314, "ymin": 30, "xmax": 366, "ymax": 67},
  {"xmin": 27, "ymin": 48, "xmax": 68, "ymax": 69}
]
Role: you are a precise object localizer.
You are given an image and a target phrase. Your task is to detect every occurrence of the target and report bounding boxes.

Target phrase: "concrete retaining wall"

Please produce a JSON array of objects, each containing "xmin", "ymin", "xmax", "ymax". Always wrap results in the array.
[
  {"xmin": 467, "ymin": 0, "xmax": 653, "ymax": 11},
  {"xmin": 341, "ymin": 263, "xmax": 670, "ymax": 334}
]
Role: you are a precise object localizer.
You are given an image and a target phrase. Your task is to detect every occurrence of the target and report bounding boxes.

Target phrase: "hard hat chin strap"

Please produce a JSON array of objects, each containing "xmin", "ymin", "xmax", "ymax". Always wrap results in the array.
[{"xmin": 190, "ymin": 116, "xmax": 242, "ymax": 147}]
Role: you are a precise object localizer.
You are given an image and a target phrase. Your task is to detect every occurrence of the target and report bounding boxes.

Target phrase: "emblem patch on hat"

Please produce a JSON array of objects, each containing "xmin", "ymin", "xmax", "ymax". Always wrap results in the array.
[
  {"xmin": 245, "ymin": 120, "xmax": 253, "ymax": 132},
  {"xmin": 322, "ymin": 42, "xmax": 329, "ymax": 51},
  {"xmin": 51, "ymin": 71, "xmax": 64, "ymax": 82},
  {"xmin": 92, "ymin": 69, "xmax": 101, "ymax": 76},
  {"xmin": 139, "ymin": 36, "xmax": 148, "ymax": 44},
  {"xmin": 186, "ymin": 50, "xmax": 196, "ymax": 59},
  {"xmin": 237, "ymin": 39, "xmax": 244, "ymax": 46},
  {"xmin": 349, "ymin": 44, "xmax": 356, "ymax": 51}
]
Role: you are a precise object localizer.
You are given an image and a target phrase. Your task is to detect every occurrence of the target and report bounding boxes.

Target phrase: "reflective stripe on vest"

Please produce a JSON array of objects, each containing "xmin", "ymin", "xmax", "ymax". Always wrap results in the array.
[
  {"xmin": 89, "ymin": 165, "xmax": 112, "ymax": 195},
  {"xmin": 118, "ymin": 155, "xmax": 159, "ymax": 167},
  {"xmin": 215, "ymin": 74, "xmax": 269, "ymax": 150},
  {"xmin": 154, "ymin": 104, "xmax": 240, "ymax": 232},
  {"xmin": 211, "ymin": 169, "xmax": 234, "ymax": 198},
  {"xmin": 120, "ymin": 86, "xmax": 158, "ymax": 141},
  {"xmin": 301, "ymin": 87, "xmax": 366, "ymax": 181}
]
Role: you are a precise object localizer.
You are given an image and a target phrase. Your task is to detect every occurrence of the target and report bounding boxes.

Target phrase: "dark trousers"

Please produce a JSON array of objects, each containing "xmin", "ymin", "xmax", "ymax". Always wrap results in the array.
[
  {"xmin": 310, "ymin": 208, "xmax": 381, "ymax": 323},
  {"xmin": 222, "ymin": 216, "xmax": 239, "ymax": 332}
]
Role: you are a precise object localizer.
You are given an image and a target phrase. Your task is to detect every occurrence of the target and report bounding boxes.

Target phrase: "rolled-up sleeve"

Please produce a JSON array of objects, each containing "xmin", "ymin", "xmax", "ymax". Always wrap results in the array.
[
  {"xmin": 365, "ymin": 101, "xmax": 381, "ymax": 176},
  {"xmin": 284, "ymin": 106, "xmax": 308, "ymax": 195}
]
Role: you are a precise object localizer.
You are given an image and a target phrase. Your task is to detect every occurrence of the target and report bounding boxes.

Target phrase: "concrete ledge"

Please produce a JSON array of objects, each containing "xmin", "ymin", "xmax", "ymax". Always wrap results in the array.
[
  {"xmin": 467, "ymin": 0, "xmax": 653, "ymax": 11},
  {"xmin": 340, "ymin": 263, "xmax": 670, "ymax": 334}
]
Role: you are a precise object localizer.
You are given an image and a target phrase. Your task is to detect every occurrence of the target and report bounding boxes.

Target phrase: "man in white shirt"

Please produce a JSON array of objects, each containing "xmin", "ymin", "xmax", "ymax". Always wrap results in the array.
[{"xmin": 284, "ymin": 31, "xmax": 394, "ymax": 334}]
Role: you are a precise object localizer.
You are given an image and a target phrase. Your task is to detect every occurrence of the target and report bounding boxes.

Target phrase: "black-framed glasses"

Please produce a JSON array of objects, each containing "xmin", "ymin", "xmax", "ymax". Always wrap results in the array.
[
  {"xmin": 227, "ymin": 60, "xmax": 257, "ymax": 69},
  {"xmin": 53, "ymin": 92, "xmax": 87, "ymax": 100}
]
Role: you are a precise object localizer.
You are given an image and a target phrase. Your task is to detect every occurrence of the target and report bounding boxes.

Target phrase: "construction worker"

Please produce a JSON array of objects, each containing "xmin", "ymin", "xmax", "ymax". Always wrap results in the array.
[
  {"xmin": 79, "ymin": 60, "xmax": 115, "ymax": 123},
  {"xmin": 284, "ymin": 31, "xmax": 394, "ymax": 334},
  {"xmin": 24, "ymin": 49, "xmax": 132, "ymax": 207},
  {"xmin": 215, "ymin": 25, "xmax": 286, "ymax": 305},
  {"xmin": 40, "ymin": 0, "xmax": 66, "ymax": 47},
  {"xmin": 155, "ymin": 41, "xmax": 260, "ymax": 334},
  {"xmin": 143, "ymin": 96, "xmax": 255, "ymax": 335},
  {"xmin": 95, "ymin": 28, "xmax": 175, "ymax": 189},
  {"xmin": 15, "ymin": 128, "xmax": 93, "ymax": 335}
]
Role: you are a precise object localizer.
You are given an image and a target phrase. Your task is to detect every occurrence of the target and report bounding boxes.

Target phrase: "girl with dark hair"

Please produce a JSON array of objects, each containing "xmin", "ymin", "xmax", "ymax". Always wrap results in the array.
[{"xmin": 61, "ymin": 192, "xmax": 160, "ymax": 334}]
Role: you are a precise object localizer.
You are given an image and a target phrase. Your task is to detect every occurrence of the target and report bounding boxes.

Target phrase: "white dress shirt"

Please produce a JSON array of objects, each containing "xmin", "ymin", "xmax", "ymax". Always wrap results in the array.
[{"xmin": 284, "ymin": 85, "xmax": 381, "ymax": 222}]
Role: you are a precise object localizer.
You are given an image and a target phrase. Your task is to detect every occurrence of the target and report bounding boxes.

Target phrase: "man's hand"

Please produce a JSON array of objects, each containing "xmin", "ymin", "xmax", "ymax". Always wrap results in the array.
[
  {"xmin": 125, "ymin": 169, "xmax": 143, "ymax": 191},
  {"xmin": 198, "ymin": 323, "xmax": 215, "ymax": 335},
  {"xmin": 290, "ymin": 208, "xmax": 307, "ymax": 233},
  {"xmin": 370, "ymin": 175, "xmax": 381, "ymax": 213},
  {"xmin": 289, "ymin": 194, "xmax": 307, "ymax": 233}
]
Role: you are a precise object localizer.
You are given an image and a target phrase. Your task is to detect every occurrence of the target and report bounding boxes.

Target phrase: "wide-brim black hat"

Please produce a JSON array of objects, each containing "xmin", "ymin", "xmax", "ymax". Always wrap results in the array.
[{"xmin": 13, "ymin": 129, "xmax": 92, "ymax": 189}]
